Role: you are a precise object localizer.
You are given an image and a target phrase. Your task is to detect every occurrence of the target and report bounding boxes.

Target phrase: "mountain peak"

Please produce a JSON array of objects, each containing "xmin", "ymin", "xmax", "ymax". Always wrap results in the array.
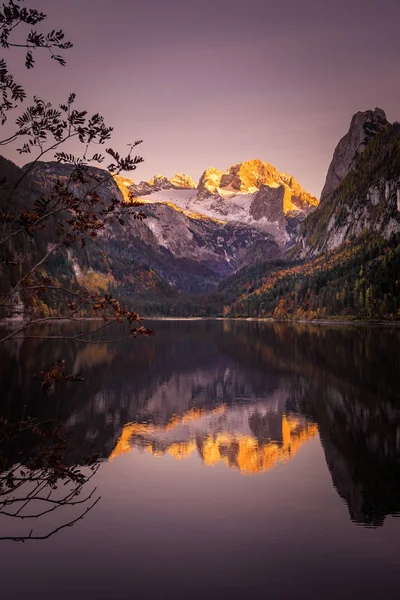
[
  {"xmin": 128, "ymin": 173, "xmax": 197, "ymax": 197},
  {"xmin": 169, "ymin": 173, "xmax": 197, "ymax": 189},
  {"xmin": 374, "ymin": 107, "xmax": 386, "ymax": 119},
  {"xmin": 197, "ymin": 159, "xmax": 318, "ymax": 214},
  {"xmin": 148, "ymin": 173, "xmax": 196, "ymax": 190},
  {"xmin": 220, "ymin": 159, "xmax": 281, "ymax": 193},
  {"xmin": 197, "ymin": 167, "xmax": 224, "ymax": 194},
  {"xmin": 198, "ymin": 159, "xmax": 282, "ymax": 195},
  {"xmin": 320, "ymin": 107, "xmax": 389, "ymax": 203},
  {"xmin": 149, "ymin": 175, "xmax": 170, "ymax": 188}
]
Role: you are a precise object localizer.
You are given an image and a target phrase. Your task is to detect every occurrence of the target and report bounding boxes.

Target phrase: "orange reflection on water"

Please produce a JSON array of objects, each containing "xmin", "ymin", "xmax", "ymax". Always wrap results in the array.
[
  {"xmin": 199, "ymin": 416, "xmax": 318, "ymax": 474},
  {"xmin": 109, "ymin": 406, "xmax": 226, "ymax": 461},
  {"xmin": 110, "ymin": 407, "xmax": 318, "ymax": 474}
]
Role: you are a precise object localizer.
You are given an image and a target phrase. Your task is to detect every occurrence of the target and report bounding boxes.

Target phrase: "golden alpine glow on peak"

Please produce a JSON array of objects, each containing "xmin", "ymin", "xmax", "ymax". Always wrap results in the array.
[
  {"xmin": 111, "ymin": 172, "xmax": 135, "ymax": 203},
  {"xmin": 169, "ymin": 173, "xmax": 197, "ymax": 189},
  {"xmin": 198, "ymin": 159, "xmax": 319, "ymax": 213},
  {"xmin": 149, "ymin": 174, "xmax": 167, "ymax": 185}
]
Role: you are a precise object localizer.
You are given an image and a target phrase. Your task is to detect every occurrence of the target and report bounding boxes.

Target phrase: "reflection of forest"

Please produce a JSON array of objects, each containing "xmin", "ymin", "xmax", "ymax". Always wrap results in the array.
[
  {"xmin": 300, "ymin": 381, "xmax": 400, "ymax": 527},
  {"xmin": 1, "ymin": 320, "xmax": 400, "ymax": 525}
]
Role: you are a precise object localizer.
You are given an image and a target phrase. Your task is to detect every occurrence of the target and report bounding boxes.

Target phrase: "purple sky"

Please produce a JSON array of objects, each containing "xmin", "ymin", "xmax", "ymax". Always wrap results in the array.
[{"xmin": 2, "ymin": 0, "xmax": 400, "ymax": 197}]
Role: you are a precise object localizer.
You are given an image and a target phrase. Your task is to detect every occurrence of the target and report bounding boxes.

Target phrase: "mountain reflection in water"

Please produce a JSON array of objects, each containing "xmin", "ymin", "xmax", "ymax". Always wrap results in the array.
[
  {"xmin": 110, "ymin": 406, "xmax": 318, "ymax": 474},
  {"xmin": 2, "ymin": 319, "xmax": 400, "ymax": 600},
  {"xmin": 1, "ymin": 319, "xmax": 400, "ymax": 533}
]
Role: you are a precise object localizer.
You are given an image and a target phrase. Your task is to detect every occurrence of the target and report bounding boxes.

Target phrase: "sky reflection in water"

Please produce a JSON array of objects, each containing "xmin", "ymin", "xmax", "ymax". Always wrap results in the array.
[{"xmin": 1, "ymin": 320, "xmax": 400, "ymax": 600}]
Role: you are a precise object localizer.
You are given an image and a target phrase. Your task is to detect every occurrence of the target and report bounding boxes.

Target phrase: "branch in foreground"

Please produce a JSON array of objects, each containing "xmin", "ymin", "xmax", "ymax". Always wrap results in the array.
[{"xmin": 0, "ymin": 496, "xmax": 101, "ymax": 542}]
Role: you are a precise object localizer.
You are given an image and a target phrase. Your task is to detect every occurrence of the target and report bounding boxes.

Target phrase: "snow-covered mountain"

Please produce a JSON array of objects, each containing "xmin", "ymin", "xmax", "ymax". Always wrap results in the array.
[
  {"xmin": 0, "ymin": 155, "xmax": 318, "ymax": 312},
  {"xmin": 99, "ymin": 159, "xmax": 318, "ymax": 292},
  {"xmin": 124, "ymin": 158, "xmax": 318, "ymax": 246}
]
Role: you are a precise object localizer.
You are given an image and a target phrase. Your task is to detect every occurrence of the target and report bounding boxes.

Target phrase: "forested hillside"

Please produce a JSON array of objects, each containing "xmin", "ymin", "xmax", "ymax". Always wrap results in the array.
[
  {"xmin": 220, "ymin": 234, "xmax": 400, "ymax": 320},
  {"xmin": 2, "ymin": 113, "xmax": 400, "ymax": 322},
  {"xmin": 216, "ymin": 118, "xmax": 400, "ymax": 321}
]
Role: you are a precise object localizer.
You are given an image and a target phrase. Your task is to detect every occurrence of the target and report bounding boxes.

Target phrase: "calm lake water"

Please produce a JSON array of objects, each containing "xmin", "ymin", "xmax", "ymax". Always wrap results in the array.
[{"xmin": 1, "ymin": 320, "xmax": 400, "ymax": 599}]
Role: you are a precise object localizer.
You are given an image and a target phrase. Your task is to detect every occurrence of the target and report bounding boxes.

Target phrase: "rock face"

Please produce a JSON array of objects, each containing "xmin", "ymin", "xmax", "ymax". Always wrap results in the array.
[
  {"xmin": 111, "ymin": 200, "xmax": 281, "ymax": 291},
  {"xmin": 197, "ymin": 159, "xmax": 318, "ymax": 214},
  {"xmin": 320, "ymin": 108, "xmax": 388, "ymax": 203},
  {"xmin": 130, "ymin": 172, "xmax": 197, "ymax": 197},
  {"xmin": 148, "ymin": 175, "xmax": 171, "ymax": 190},
  {"xmin": 198, "ymin": 160, "xmax": 284, "ymax": 194},
  {"xmin": 169, "ymin": 173, "xmax": 197, "ymax": 189},
  {"xmin": 249, "ymin": 184, "xmax": 286, "ymax": 226},
  {"xmin": 218, "ymin": 160, "xmax": 280, "ymax": 192},
  {"xmin": 197, "ymin": 167, "xmax": 224, "ymax": 195},
  {"xmin": 297, "ymin": 111, "xmax": 400, "ymax": 258}
]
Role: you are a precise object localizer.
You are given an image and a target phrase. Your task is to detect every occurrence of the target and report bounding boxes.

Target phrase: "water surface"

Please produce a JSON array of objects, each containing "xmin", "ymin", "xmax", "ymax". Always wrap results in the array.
[{"xmin": 1, "ymin": 320, "xmax": 400, "ymax": 599}]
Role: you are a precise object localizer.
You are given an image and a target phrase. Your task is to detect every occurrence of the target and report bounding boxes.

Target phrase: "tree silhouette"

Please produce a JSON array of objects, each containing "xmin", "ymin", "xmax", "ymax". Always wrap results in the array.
[
  {"xmin": 0, "ymin": 0, "xmax": 153, "ymax": 541},
  {"xmin": 0, "ymin": 415, "xmax": 100, "ymax": 541},
  {"xmin": 0, "ymin": 0, "xmax": 154, "ymax": 345}
]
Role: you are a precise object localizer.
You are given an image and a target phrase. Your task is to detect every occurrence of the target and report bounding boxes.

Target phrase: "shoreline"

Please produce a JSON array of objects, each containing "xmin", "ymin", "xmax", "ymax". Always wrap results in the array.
[
  {"xmin": 1, "ymin": 316, "xmax": 399, "ymax": 329},
  {"xmin": 143, "ymin": 316, "xmax": 400, "ymax": 327}
]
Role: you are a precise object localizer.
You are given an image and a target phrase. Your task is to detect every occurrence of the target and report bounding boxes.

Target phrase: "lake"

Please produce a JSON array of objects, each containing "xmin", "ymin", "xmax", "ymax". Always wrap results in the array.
[{"xmin": 0, "ymin": 319, "xmax": 400, "ymax": 599}]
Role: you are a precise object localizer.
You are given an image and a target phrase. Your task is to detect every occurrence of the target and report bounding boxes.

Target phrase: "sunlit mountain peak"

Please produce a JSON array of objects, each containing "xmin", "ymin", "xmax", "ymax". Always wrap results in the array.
[
  {"xmin": 169, "ymin": 173, "xmax": 197, "ymax": 189},
  {"xmin": 197, "ymin": 159, "xmax": 318, "ymax": 214}
]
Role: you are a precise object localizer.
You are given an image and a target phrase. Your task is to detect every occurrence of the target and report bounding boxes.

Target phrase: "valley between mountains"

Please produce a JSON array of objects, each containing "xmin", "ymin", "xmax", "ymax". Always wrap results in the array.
[{"xmin": 1, "ymin": 107, "xmax": 400, "ymax": 321}]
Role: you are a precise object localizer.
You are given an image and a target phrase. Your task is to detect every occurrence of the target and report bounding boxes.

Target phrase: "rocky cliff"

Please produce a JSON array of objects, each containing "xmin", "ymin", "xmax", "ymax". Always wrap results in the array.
[
  {"xmin": 320, "ymin": 108, "xmax": 388, "ymax": 204},
  {"xmin": 297, "ymin": 113, "xmax": 400, "ymax": 258},
  {"xmin": 130, "ymin": 173, "xmax": 197, "ymax": 197},
  {"xmin": 219, "ymin": 110, "xmax": 400, "ymax": 321}
]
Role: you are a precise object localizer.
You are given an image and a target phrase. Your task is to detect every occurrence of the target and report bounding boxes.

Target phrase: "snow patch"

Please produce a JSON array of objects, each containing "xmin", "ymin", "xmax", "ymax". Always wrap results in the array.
[{"xmin": 138, "ymin": 188, "xmax": 288, "ymax": 239}]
